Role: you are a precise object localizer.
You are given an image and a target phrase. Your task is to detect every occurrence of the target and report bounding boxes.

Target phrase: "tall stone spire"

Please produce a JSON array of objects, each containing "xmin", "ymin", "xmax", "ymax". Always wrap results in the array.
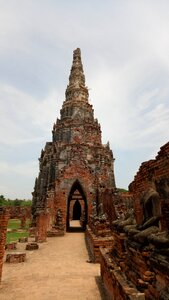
[
  {"xmin": 32, "ymin": 48, "xmax": 116, "ymax": 233},
  {"xmin": 65, "ymin": 48, "xmax": 89, "ymax": 102},
  {"xmin": 68, "ymin": 48, "xmax": 85, "ymax": 86}
]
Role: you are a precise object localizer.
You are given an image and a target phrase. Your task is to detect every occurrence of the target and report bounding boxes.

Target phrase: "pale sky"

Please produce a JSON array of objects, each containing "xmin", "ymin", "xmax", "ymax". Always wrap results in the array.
[{"xmin": 0, "ymin": 0, "xmax": 169, "ymax": 199}]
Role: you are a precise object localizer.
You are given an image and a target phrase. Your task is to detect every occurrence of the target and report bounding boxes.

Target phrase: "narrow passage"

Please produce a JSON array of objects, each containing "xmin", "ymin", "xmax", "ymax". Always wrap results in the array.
[{"xmin": 1, "ymin": 223, "xmax": 106, "ymax": 300}]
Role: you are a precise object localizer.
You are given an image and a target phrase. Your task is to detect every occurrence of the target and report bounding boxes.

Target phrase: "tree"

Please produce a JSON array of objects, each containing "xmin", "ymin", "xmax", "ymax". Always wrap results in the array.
[
  {"xmin": 0, "ymin": 195, "xmax": 7, "ymax": 206},
  {"xmin": 13, "ymin": 199, "xmax": 23, "ymax": 206}
]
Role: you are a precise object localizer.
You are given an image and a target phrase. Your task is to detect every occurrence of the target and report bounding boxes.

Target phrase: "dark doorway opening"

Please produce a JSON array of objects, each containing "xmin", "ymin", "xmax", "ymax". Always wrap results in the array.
[
  {"xmin": 67, "ymin": 180, "xmax": 87, "ymax": 232},
  {"xmin": 73, "ymin": 200, "xmax": 81, "ymax": 220}
]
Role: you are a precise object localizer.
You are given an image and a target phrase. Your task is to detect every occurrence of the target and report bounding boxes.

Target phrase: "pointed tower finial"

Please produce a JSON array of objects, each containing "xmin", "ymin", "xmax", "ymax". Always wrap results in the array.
[
  {"xmin": 65, "ymin": 48, "xmax": 89, "ymax": 102},
  {"xmin": 69, "ymin": 48, "xmax": 85, "ymax": 86}
]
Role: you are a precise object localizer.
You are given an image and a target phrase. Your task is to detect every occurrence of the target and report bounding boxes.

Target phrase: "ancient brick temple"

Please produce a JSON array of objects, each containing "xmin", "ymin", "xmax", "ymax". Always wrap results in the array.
[{"xmin": 32, "ymin": 48, "xmax": 116, "ymax": 233}]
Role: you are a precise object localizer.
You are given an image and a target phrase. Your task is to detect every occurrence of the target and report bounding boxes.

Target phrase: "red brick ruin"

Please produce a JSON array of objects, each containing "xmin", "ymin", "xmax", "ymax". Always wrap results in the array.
[
  {"xmin": 0, "ymin": 208, "xmax": 9, "ymax": 283},
  {"xmin": 8, "ymin": 206, "xmax": 31, "ymax": 228},
  {"xmin": 31, "ymin": 48, "xmax": 116, "ymax": 237},
  {"xmin": 31, "ymin": 49, "xmax": 169, "ymax": 299},
  {"xmin": 100, "ymin": 142, "xmax": 169, "ymax": 299},
  {"xmin": 1, "ymin": 49, "xmax": 168, "ymax": 298}
]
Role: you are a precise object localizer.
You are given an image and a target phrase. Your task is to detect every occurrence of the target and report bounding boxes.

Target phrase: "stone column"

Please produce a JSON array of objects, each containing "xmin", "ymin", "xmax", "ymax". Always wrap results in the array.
[
  {"xmin": 0, "ymin": 207, "xmax": 9, "ymax": 283},
  {"xmin": 20, "ymin": 214, "xmax": 26, "ymax": 228},
  {"xmin": 35, "ymin": 211, "xmax": 48, "ymax": 243}
]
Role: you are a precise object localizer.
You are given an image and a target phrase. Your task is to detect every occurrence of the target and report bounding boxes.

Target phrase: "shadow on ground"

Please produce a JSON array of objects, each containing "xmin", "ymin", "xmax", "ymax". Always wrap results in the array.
[
  {"xmin": 67, "ymin": 227, "xmax": 85, "ymax": 232},
  {"xmin": 95, "ymin": 276, "xmax": 110, "ymax": 300}
]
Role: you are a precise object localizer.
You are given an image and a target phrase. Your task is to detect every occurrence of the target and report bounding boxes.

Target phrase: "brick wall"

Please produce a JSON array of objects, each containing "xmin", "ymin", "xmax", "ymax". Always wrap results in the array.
[
  {"xmin": 129, "ymin": 142, "xmax": 169, "ymax": 229},
  {"xmin": 0, "ymin": 207, "xmax": 9, "ymax": 283},
  {"xmin": 100, "ymin": 142, "xmax": 169, "ymax": 299}
]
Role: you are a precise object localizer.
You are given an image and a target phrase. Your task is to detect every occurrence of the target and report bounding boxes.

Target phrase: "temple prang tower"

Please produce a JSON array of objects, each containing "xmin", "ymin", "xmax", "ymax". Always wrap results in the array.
[{"xmin": 32, "ymin": 48, "xmax": 116, "ymax": 233}]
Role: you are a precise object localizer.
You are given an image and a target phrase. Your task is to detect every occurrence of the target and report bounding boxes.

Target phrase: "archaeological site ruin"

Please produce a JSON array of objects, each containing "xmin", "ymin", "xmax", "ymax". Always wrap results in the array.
[
  {"xmin": 31, "ymin": 48, "xmax": 116, "ymax": 236},
  {"xmin": 0, "ymin": 48, "xmax": 169, "ymax": 299}
]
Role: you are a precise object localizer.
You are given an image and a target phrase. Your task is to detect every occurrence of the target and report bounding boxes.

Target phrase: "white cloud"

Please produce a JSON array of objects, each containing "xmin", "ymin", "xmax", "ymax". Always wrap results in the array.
[
  {"xmin": 0, "ymin": 0, "xmax": 169, "ymax": 197},
  {"xmin": 0, "ymin": 84, "xmax": 62, "ymax": 146},
  {"xmin": 0, "ymin": 160, "xmax": 38, "ymax": 199},
  {"xmin": 0, "ymin": 160, "xmax": 38, "ymax": 177},
  {"xmin": 89, "ymin": 58, "xmax": 169, "ymax": 151}
]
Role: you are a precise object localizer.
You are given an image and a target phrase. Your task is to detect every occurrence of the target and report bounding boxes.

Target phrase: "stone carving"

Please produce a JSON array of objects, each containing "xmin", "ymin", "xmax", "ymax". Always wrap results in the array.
[
  {"xmin": 112, "ymin": 208, "xmax": 135, "ymax": 232},
  {"xmin": 100, "ymin": 142, "xmax": 169, "ymax": 300},
  {"xmin": 55, "ymin": 209, "xmax": 64, "ymax": 230}
]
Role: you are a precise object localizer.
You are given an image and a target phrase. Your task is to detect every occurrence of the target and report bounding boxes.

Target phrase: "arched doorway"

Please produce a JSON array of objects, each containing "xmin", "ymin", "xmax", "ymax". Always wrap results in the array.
[
  {"xmin": 67, "ymin": 180, "xmax": 88, "ymax": 232},
  {"xmin": 73, "ymin": 200, "xmax": 81, "ymax": 220}
]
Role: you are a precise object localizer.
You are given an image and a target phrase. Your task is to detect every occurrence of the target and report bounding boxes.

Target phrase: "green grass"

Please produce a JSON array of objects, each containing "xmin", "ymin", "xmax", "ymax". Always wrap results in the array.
[
  {"xmin": 6, "ymin": 218, "xmax": 30, "ymax": 244},
  {"xmin": 6, "ymin": 231, "xmax": 29, "ymax": 244},
  {"xmin": 8, "ymin": 219, "xmax": 30, "ymax": 230}
]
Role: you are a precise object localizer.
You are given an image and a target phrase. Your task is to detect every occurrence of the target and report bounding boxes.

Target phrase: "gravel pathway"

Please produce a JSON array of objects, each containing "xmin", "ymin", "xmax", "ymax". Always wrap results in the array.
[{"xmin": 1, "ymin": 224, "xmax": 107, "ymax": 300}]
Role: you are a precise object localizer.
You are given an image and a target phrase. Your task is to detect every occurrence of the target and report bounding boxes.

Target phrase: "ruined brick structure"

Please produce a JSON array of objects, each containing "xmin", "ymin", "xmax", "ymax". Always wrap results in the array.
[
  {"xmin": 100, "ymin": 142, "xmax": 169, "ymax": 300},
  {"xmin": 8, "ymin": 206, "xmax": 31, "ymax": 220},
  {"xmin": 0, "ymin": 208, "xmax": 9, "ymax": 283},
  {"xmin": 32, "ymin": 48, "xmax": 116, "ymax": 234},
  {"xmin": 8, "ymin": 206, "xmax": 31, "ymax": 228}
]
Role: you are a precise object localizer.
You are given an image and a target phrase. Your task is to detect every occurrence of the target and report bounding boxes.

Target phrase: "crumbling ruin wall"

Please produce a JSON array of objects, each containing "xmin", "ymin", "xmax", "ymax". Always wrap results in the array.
[
  {"xmin": 101, "ymin": 142, "xmax": 169, "ymax": 300},
  {"xmin": 6, "ymin": 206, "xmax": 31, "ymax": 228},
  {"xmin": 31, "ymin": 48, "xmax": 116, "ymax": 235},
  {"xmin": 0, "ymin": 207, "xmax": 9, "ymax": 283},
  {"xmin": 129, "ymin": 142, "xmax": 169, "ymax": 230},
  {"xmin": 100, "ymin": 189, "xmax": 117, "ymax": 223},
  {"xmin": 8, "ymin": 206, "xmax": 31, "ymax": 220}
]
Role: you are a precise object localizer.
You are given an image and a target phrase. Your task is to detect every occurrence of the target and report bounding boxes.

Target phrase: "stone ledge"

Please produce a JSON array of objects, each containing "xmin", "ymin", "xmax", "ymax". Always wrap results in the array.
[
  {"xmin": 26, "ymin": 242, "xmax": 39, "ymax": 250},
  {"xmin": 6, "ymin": 252, "xmax": 26, "ymax": 263},
  {"xmin": 18, "ymin": 237, "xmax": 28, "ymax": 243},
  {"xmin": 47, "ymin": 229, "xmax": 64, "ymax": 237},
  {"xmin": 100, "ymin": 247, "xmax": 145, "ymax": 300},
  {"xmin": 85, "ymin": 225, "xmax": 113, "ymax": 263}
]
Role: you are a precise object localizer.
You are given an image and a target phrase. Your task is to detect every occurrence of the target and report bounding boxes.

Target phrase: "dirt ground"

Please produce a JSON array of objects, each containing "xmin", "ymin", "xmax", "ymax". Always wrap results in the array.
[{"xmin": 0, "ymin": 221, "xmax": 108, "ymax": 300}]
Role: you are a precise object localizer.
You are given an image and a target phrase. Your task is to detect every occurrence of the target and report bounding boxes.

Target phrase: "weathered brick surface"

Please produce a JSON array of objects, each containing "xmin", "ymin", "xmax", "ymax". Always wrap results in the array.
[
  {"xmin": 6, "ymin": 252, "xmax": 26, "ymax": 263},
  {"xmin": 8, "ymin": 206, "xmax": 31, "ymax": 222},
  {"xmin": 32, "ymin": 48, "xmax": 116, "ymax": 234},
  {"xmin": 85, "ymin": 225, "xmax": 113, "ymax": 262},
  {"xmin": 5, "ymin": 242, "xmax": 17, "ymax": 251},
  {"xmin": 129, "ymin": 142, "xmax": 169, "ymax": 229},
  {"xmin": 0, "ymin": 207, "xmax": 9, "ymax": 283},
  {"xmin": 100, "ymin": 247, "xmax": 145, "ymax": 300},
  {"xmin": 18, "ymin": 237, "xmax": 28, "ymax": 243},
  {"xmin": 100, "ymin": 143, "xmax": 169, "ymax": 300},
  {"xmin": 35, "ymin": 211, "xmax": 48, "ymax": 243},
  {"xmin": 26, "ymin": 242, "xmax": 39, "ymax": 250}
]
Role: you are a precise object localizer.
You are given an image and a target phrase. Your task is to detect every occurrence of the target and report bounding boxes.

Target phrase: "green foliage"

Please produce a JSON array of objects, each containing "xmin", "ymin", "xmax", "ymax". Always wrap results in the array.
[
  {"xmin": 0, "ymin": 195, "xmax": 32, "ymax": 207},
  {"xmin": 117, "ymin": 188, "xmax": 128, "ymax": 193},
  {"xmin": 0, "ymin": 194, "xmax": 7, "ymax": 206},
  {"xmin": 12, "ymin": 199, "xmax": 22, "ymax": 206},
  {"xmin": 21, "ymin": 200, "xmax": 32, "ymax": 207}
]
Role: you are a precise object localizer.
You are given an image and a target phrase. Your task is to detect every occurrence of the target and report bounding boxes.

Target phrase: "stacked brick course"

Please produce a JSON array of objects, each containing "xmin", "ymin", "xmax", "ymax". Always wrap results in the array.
[
  {"xmin": 32, "ymin": 48, "xmax": 116, "ymax": 234},
  {"xmin": 100, "ymin": 142, "xmax": 169, "ymax": 299},
  {"xmin": 0, "ymin": 207, "xmax": 9, "ymax": 283},
  {"xmin": 6, "ymin": 252, "xmax": 26, "ymax": 263},
  {"xmin": 8, "ymin": 206, "xmax": 31, "ymax": 220},
  {"xmin": 35, "ymin": 211, "xmax": 48, "ymax": 242}
]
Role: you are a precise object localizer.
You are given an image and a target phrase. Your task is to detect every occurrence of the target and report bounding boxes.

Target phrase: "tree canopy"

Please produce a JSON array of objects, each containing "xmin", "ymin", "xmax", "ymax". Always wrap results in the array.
[{"xmin": 0, "ymin": 195, "xmax": 32, "ymax": 207}]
